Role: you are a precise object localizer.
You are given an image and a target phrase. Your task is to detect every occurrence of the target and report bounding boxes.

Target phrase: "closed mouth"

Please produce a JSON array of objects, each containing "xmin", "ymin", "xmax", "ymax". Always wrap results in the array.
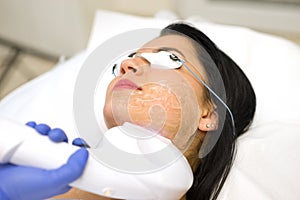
[{"xmin": 113, "ymin": 79, "xmax": 142, "ymax": 90}]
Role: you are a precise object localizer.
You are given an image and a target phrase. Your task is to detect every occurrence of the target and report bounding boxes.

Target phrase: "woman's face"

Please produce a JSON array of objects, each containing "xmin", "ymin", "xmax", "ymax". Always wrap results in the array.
[{"xmin": 103, "ymin": 34, "xmax": 211, "ymax": 150}]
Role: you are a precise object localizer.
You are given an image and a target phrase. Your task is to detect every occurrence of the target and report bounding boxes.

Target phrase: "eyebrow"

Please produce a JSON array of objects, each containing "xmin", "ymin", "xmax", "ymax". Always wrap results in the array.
[{"xmin": 157, "ymin": 47, "xmax": 185, "ymax": 57}]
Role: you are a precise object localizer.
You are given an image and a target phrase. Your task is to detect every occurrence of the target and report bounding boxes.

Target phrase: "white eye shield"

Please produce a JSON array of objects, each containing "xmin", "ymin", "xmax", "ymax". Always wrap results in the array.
[{"xmin": 111, "ymin": 50, "xmax": 183, "ymax": 77}]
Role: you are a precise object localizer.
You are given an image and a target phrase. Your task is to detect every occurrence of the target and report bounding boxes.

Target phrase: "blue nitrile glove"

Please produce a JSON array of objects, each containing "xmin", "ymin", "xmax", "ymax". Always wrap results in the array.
[
  {"xmin": 0, "ymin": 121, "xmax": 89, "ymax": 200},
  {"xmin": 26, "ymin": 121, "xmax": 90, "ymax": 147},
  {"xmin": 26, "ymin": 121, "xmax": 69, "ymax": 143}
]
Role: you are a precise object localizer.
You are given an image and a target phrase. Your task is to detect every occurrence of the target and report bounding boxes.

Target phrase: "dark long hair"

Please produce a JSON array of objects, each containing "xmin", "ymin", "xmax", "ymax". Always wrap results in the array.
[{"xmin": 161, "ymin": 23, "xmax": 256, "ymax": 200}]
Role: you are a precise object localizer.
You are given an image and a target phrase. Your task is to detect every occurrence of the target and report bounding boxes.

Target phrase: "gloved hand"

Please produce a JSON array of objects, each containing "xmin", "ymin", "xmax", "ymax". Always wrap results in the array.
[{"xmin": 0, "ymin": 121, "xmax": 89, "ymax": 200}]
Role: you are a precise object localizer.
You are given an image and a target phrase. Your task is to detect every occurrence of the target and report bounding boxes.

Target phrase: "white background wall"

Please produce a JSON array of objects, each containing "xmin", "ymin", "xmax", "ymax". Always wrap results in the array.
[
  {"xmin": 175, "ymin": 0, "xmax": 300, "ymax": 35},
  {"xmin": 0, "ymin": 0, "xmax": 174, "ymax": 57},
  {"xmin": 0, "ymin": 0, "xmax": 299, "ymax": 57},
  {"xmin": 0, "ymin": 0, "xmax": 90, "ymax": 57}
]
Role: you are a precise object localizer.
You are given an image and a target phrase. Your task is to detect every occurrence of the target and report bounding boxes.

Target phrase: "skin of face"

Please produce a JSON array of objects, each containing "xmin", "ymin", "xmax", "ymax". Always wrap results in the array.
[{"xmin": 104, "ymin": 34, "xmax": 213, "ymax": 139}]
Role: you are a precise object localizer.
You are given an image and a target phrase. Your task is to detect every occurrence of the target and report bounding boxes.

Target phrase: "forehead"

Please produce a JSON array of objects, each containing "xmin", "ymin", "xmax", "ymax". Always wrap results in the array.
[
  {"xmin": 144, "ymin": 34, "xmax": 190, "ymax": 45},
  {"xmin": 143, "ymin": 35, "xmax": 194, "ymax": 55}
]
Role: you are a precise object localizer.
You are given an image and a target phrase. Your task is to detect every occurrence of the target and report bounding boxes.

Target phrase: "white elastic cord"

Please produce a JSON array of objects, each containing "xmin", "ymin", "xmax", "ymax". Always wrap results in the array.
[{"xmin": 180, "ymin": 60, "xmax": 236, "ymax": 136}]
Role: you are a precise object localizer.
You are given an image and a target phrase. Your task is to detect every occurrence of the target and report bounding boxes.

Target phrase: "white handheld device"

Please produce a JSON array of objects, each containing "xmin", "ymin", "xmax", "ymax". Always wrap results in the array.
[{"xmin": 0, "ymin": 119, "xmax": 193, "ymax": 199}]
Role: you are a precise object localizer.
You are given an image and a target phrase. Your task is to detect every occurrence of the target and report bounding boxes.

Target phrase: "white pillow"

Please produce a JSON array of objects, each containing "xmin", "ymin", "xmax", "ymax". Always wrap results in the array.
[{"xmin": 0, "ymin": 10, "xmax": 300, "ymax": 200}]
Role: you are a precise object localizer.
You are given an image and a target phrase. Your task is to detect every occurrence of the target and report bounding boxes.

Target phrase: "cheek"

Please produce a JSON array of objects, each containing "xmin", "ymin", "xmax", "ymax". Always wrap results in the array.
[
  {"xmin": 103, "ymin": 69, "xmax": 201, "ymax": 152},
  {"xmin": 128, "ymin": 84, "xmax": 182, "ymax": 140},
  {"xmin": 178, "ymin": 68, "xmax": 206, "ymax": 107}
]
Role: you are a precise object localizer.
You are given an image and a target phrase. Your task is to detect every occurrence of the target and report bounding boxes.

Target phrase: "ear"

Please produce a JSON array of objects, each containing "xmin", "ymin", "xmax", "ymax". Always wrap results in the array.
[{"xmin": 198, "ymin": 110, "xmax": 218, "ymax": 132}]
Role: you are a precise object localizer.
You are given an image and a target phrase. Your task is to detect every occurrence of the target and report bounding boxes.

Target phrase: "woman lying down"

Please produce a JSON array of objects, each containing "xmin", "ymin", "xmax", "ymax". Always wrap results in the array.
[{"xmin": 56, "ymin": 22, "xmax": 256, "ymax": 200}]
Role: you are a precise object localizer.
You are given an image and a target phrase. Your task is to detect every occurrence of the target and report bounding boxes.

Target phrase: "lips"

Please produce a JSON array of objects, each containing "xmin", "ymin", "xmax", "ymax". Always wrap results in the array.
[{"xmin": 113, "ymin": 79, "xmax": 141, "ymax": 90}]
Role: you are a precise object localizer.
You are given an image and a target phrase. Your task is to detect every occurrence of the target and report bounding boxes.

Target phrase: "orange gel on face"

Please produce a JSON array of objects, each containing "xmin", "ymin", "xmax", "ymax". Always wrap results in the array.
[{"xmin": 128, "ymin": 83, "xmax": 182, "ymax": 139}]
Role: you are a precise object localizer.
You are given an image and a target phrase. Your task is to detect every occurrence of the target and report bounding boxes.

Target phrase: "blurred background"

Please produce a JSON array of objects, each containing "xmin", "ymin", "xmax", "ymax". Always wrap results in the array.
[{"xmin": 0, "ymin": 0, "xmax": 299, "ymax": 98}]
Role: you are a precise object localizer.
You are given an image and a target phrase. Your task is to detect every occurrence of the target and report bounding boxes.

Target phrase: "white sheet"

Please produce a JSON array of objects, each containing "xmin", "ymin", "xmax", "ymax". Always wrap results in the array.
[{"xmin": 0, "ymin": 10, "xmax": 300, "ymax": 200}]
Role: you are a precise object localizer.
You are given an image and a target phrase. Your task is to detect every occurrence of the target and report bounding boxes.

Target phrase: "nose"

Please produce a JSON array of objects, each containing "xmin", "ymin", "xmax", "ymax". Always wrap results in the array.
[{"xmin": 119, "ymin": 57, "xmax": 149, "ymax": 76}]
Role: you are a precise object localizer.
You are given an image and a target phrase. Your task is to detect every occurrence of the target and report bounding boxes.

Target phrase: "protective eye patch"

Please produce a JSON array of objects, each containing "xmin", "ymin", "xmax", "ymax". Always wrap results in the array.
[{"xmin": 112, "ymin": 51, "xmax": 183, "ymax": 76}]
